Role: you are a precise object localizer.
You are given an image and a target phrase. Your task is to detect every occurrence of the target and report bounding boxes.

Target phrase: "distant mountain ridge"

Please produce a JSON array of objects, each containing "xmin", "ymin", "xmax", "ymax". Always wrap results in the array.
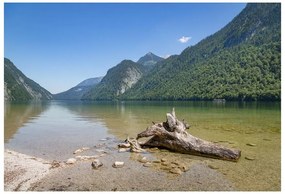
[
  {"xmin": 53, "ymin": 77, "xmax": 103, "ymax": 100},
  {"xmin": 137, "ymin": 52, "xmax": 164, "ymax": 68},
  {"xmin": 81, "ymin": 52, "xmax": 164, "ymax": 100},
  {"xmin": 4, "ymin": 58, "xmax": 53, "ymax": 101},
  {"xmin": 82, "ymin": 60, "xmax": 144, "ymax": 100}
]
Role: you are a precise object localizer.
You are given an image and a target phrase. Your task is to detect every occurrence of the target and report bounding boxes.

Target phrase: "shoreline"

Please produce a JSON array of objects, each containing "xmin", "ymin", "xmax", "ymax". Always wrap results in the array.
[
  {"xmin": 4, "ymin": 149, "xmax": 53, "ymax": 191},
  {"xmin": 4, "ymin": 144, "xmax": 236, "ymax": 191}
]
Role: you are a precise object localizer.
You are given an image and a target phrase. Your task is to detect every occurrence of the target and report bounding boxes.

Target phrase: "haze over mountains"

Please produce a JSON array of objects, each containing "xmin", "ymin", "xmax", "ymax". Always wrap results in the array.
[
  {"xmin": 4, "ymin": 3, "xmax": 281, "ymax": 102},
  {"xmin": 53, "ymin": 77, "xmax": 103, "ymax": 100}
]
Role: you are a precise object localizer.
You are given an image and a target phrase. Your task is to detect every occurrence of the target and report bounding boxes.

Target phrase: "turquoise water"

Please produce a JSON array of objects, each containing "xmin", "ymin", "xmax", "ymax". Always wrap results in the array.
[{"xmin": 4, "ymin": 100, "xmax": 281, "ymax": 190}]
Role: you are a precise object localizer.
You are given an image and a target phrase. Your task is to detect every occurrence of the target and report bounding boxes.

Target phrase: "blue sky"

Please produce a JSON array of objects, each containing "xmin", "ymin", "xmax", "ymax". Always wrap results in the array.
[{"xmin": 4, "ymin": 3, "xmax": 246, "ymax": 94}]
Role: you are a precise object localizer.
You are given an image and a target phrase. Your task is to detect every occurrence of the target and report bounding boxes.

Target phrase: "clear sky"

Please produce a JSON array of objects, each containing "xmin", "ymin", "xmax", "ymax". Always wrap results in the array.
[{"xmin": 4, "ymin": 3, "xmax": 246, "ymax": 94}]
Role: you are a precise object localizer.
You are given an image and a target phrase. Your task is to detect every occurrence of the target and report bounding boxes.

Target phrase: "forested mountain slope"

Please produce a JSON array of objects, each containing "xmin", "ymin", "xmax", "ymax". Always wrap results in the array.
[
  {"xmin": 4, "ymin": 58, "xmax": 53, "ymax": 101},
  {"xmin": 122, "ymin": 3, "xmax": 281, "ymax": 101}
]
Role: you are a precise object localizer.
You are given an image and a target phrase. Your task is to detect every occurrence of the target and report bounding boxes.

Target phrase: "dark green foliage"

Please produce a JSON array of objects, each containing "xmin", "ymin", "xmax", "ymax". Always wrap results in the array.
[
  {"xmin": 4, "ymin": 58, "xmax": 53, "ymax": 101},
  {"xmin": 82, "ymin": 60, "xmax": 144, "ymax": 100},
  {"xmin": 121, "ymin": 3, "xmax": 281, "ymax": 101}
]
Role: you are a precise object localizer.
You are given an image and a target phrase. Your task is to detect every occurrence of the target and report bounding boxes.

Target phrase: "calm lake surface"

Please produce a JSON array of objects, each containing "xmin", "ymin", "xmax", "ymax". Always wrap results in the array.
[{"xmin": 4, "ymin": 100, "xmax": 281, "ymax": 191}]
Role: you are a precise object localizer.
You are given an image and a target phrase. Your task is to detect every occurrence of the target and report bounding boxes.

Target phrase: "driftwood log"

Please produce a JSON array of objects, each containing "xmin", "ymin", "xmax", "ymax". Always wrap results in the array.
[{"xmin": 136, "ymin": 108, "xmax": 241, "ymax": 161}]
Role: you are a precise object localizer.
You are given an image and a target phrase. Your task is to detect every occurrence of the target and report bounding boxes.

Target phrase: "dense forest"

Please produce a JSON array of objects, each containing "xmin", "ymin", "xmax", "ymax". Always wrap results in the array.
[{"xmin": 120, "ymin": 3, "xmax": 281, "ymax": 101}]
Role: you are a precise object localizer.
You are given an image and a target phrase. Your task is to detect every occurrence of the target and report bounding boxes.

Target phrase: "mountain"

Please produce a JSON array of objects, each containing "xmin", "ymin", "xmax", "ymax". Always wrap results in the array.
[
  {"xmin": 137, "ymin": 52, "xmax": 164, "ymax": 71},
  {"xmin": 4, "ymin": 58, "xmax": 53, "ymax": 101},
  {"xmin": 53, "ymin": 77, "xmax": 103, "ymax": 100},
  {"xmin": 82, "ymin": 60, "xmax": 144, "ymax": 100},
  {"xmin": 122, "ymin": 3, "xmax": 281, "ymax": 101}
]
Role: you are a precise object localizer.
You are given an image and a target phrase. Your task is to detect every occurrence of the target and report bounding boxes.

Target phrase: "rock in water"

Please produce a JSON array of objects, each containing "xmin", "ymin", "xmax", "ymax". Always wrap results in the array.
[
  {"xmin": 91, "ymin": 159, "xmax": 103, "ymax": 169},
  {"xmin": 169, "ymin": 168, "xmax": 183, "ymax": 175},
  {"xmin": 66, "ymin": 158, "xmax": 76, "ymax": 164},
  {"xmin": 112, "ymin": 161, "xmax": 124, "ymax": 168},
  {"xmin": 143, "ymin": 162, "xmax": 152, "ymax": 167}
]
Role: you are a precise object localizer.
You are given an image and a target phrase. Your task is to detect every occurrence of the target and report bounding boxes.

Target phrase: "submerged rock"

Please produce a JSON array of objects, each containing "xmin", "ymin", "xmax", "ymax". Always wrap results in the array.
[
  {"xmin": 208, "ymin": 165, "xmax": 219, "ymax": 169},
  {"xmin": 246, "ymin": 143, "xmax": 257, "ymax": 147},
  {"xmin": 161, "ymin": 158, "xmax": 167, "ymax": 162},
  {"xmin": 112, "ymin": 161, "xmax": 125, "ymax": 168},
  {"xmin": 169, "ymin": 168, "xmax": 183, "ymax": 175},
  {"xmin": 73, "ymin": 147, "xmax": 90, "ymax": 154},
  {"xmin": 66, "ymin": 158, "xmax": 76, "ymax": 164},
  {"xmin": 245, "ymin": 156, "xmax": 255, "ymax": 161},
  {"xmin": 143, "ymin": 162, "xmax": 152, "ymax": 167},
  {"xmin": 91, "ymin": 159, "xmax": 103, "ymax": 169},
  {"xmin": 76, "ymin": 155, "xmax": 99, "ymax": 161},
  {"xmin": 138, "ymin": 157, "xmax": 148, "ymax": 163},
  {"xmin": 118, "ymin": 148, "xmax": 130, "ymax": 153}
]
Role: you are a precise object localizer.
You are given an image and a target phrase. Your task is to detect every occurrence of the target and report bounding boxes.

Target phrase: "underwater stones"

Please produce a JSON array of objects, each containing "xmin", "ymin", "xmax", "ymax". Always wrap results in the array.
[
  {"xmin": 138, "ymin": 157, "xmax": 148, "ymax": 163},
  {"xmin": 91, "ymin": 159, "xmax": 103, "ymax": 169},
  {"xmin": 246, "ymin": 143, "xmax": 257, "ymax": 147},
  {"xmin": 73, "ymin": 147, "xmax": 90, "ymax": 154},
  {"xmin": 208, "ymin": 165, "xmax": 219, "ymax": 169},
  {"xmin": 66, "ymin": 158, "xmax": 76, "ymax": 164},
  {"xmin": 112, "ymin": 161, "xmax": 125, "ymax": 168},
  {"xmin": 161, "ymin": 158, "xmax": 167, "ymax": 162},
  {"xmin": 143, "ymin": 162, "xmax": 152, "ymax": 167},
  {"xmin": 245, "ymin": 156, "xmax": 255, "ymax": 161},
  {"xmin": 169, "ymin": 168, "xmax": 183, "ymax": 175},
  {"xmin": 118, "ymin": 148, "xmax": 130, "ymax": 153},
  {"xmin": 75, "ymin": 155, "xmax": 99, "ymax": 161}
]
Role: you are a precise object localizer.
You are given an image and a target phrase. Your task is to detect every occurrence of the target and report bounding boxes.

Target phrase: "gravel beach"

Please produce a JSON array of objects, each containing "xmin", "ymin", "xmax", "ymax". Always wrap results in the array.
[{"xmin": 4, "ymin": 142, "xmax": 236, "ymax": 191}]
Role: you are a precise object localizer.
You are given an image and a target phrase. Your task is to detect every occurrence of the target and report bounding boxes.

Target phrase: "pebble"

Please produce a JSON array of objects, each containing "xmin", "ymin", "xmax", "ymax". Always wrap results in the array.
[
  {"xmin": 143, "ymin": 162, "xmax": 152, "ymax": 167},
  {"xmin": 152, "ymin": 160, "xmax": 161, "ymax": 163},
  {"xmin": 161, "ymin": 162, "xmax": 169, "ymax": 166},
  {"xmin": 169, "ymin": 168, "xmax": 183, "ymax": 175},
  {"xmin": 91, "ymin": 159, "xmax": 103, "ymax": 169},
  {"xmin": 160, "ymin": 166, "xmax": 171, "ymax": 171},
  {"xmin": 208, "ymin": 165, "xmax": 219, "ymax": 169},
  {"xmin": 245, "ymin": 156, "xmax": 255, "ymax": 160},
  {"xmin": 73, "ymin": 147, "xmax": 90, "ymax": 154},
  {"xmin": 112, "ymin": 161, "xmax": 124, "ymax": 168},
  {"xmin": 138, "ymin": 157, "xmax": 148, "ymax": 163},
  {"xmin": 171, "ymin": 161, "xmax": 180, "ymax": 165},
  {"xmin": 246, "ymin": 143, "xmax": 257, "ymax": 147},
  {"xmin": 66, "ymin": 158, "xmax": 76, "ymax": 164},
  {"xmin": 161, "ymin": 158, "xmax": 167, "ymax": 162},
  {"xmin": 178, "ymin": 165, "xmax": 189, "ymax": 172},
  {"xmin": 76, "ymin": 155, "xmax": 99, "ymax": 161},
  {"xmin": 118, "ymin": 148, "xmax": 130, "ymax": 153}
]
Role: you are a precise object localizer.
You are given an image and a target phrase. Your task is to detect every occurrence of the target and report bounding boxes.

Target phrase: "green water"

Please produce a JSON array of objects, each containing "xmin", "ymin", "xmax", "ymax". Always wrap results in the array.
[{"xmin": 4, "ymin": 100, "xmax": 281, "ymax": 191}]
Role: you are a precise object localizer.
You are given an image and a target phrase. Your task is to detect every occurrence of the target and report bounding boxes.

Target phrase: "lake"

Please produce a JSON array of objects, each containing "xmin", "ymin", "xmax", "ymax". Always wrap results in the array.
[{"xmin": 4, "ymin": 100, "xmax": 281, "ymax": 191}]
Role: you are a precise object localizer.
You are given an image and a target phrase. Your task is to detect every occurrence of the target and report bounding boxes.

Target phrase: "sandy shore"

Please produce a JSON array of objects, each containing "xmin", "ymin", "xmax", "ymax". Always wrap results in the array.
[
  {"xmin": 4, "ymin": 140, "xmax": 236, "ymax": 191},
  {"xmin": 4, "ymin": 149, "xmax": 52, "ymax": 191}
]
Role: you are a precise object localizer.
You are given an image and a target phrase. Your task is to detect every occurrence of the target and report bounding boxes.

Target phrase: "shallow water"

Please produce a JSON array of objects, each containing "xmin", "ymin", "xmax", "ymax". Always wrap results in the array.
[{"xmin": 4, "ymin": 100, "xmax": 281, "ymax": 191}]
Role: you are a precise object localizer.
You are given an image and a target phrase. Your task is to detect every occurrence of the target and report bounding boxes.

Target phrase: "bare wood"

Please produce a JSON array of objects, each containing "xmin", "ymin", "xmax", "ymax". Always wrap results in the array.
[{"xmin": 136, "ymin": 108, "xmax": 241, "ymax": 161}]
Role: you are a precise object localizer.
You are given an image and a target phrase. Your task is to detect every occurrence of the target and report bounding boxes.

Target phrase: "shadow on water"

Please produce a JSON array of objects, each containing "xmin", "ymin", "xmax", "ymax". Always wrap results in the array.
[{"xmin": 4, "ymin": 101, "xmax": 50, "ymax": 143}]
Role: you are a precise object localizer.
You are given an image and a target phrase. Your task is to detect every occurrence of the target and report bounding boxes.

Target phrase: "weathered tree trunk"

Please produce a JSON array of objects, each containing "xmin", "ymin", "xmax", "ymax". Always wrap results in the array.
[{"xmin": 136, "ymin": 108, "xmax": 241, "ymax": 161}]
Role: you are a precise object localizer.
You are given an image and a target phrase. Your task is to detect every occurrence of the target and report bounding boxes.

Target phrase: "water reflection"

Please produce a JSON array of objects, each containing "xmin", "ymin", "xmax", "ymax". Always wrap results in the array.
[
  {"xmin": 63, "ymin": 101, "xmax": 281, "ymax": 140},
  {"xmin": 4, "ymin": 102, "xmax": 50, "ymax": 142},
  {"xmin": 3, "ymin": 100, "xmax": 281, "ymax": 190}
]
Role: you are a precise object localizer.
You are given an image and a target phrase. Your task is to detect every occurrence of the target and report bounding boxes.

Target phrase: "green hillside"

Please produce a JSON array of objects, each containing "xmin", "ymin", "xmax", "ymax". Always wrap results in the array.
[
  {"xmin": 121, "ymin": 3, "xmax": 281, "ymax": 101},
  {"xmin": 82, "ymin": 60, "xmax": 145, "ymax": 100},
  {"xmin": 4, "ymin": 58, "xmax": 53, "ymax": 101}
]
